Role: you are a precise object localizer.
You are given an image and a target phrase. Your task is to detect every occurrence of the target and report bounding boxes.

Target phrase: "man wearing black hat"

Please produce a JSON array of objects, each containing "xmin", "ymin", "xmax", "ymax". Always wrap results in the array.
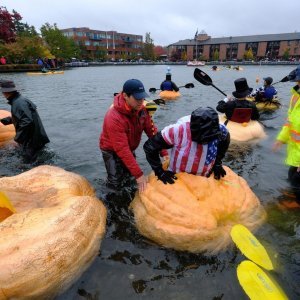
[
  {"xmin": 216, "ymin": 78, "xmax": 259, "ymax": 123},
  {"xmin": 99, "ymin": 79, "xmax": 168, "ymax": 194},
  {"xmin": 143, "ymin": 107, "xmax": 230, "ymax": 184},
  {"xmin": 251, "ymin": 76, "xmax": 277, "ymax": 102},
  {"xmin": 0, "ymin": 80, "xmax": 50, "ymax": 162}
]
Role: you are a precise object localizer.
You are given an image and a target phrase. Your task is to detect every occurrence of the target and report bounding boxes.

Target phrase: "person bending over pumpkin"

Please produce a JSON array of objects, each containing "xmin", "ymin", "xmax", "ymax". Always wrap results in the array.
[
  {"xmin": 99, "ymin": 79, "xmax": 168, "ymax": 193},
  {"xmin": 143, "ymin": 107, "xmax": 230, "ymax": 184}
]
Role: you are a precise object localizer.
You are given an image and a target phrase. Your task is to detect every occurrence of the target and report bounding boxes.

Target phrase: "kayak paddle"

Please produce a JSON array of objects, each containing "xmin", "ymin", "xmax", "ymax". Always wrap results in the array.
[
  {"xmin": 0, "ymin": 191, "xmax": 16, "ymax": 222},
  {"xmin": 272, "ymin": 75, "xmax": 290, "ymax": 86},
  {"xmin": 149, "ymin": 82, "xmax": 194, "ymax": 93},
  {"xmin": 193, "ymin": 68, "xmax": 227, "ymax": 96},
  {"xmin": 231, "ymin": 224, "xmax": 273, "ymax": 270},
  {"xmin": 237, "ymin": 260, "xmax": 288, "ymax": 300}
]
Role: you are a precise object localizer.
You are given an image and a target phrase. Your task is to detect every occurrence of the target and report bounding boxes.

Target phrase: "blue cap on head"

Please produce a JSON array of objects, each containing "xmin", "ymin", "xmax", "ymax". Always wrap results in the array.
[{"xmin": 123, "ymin": 79, "xmax": 149, "ymax": 100}]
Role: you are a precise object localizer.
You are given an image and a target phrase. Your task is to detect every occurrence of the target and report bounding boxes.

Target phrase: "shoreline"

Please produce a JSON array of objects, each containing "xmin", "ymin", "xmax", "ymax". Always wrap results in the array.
[{"xmin": 0, "ymin": 61, "xmax": 298, "ymax": 73}]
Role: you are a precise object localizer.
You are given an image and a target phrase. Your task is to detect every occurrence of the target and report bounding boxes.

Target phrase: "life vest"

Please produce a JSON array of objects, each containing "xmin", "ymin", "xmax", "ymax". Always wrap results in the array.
[
  {"xmin": 277, "ymin": 87, "xmax": 300, "ymax": 167},
  {"xmin": 161, "ymin": 81, "xmax": 173, "ymax": 91}
]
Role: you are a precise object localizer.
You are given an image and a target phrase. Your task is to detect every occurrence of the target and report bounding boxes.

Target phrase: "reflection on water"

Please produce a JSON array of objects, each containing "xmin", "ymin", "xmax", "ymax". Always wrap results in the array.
[{"xmin": 0, "ymin": 65, "xmax": 299, "ymax": 299}]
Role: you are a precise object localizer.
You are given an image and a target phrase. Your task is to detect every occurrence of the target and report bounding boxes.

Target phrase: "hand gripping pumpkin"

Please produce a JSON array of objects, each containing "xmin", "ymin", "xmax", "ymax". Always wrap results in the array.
[
  {"xmin": 0, "ymin": 110, "xmax": 15, "ymax": 147},
  {"xmin": 0, "ymin": 165, "xmax": 107, "ymax": 299},
  {"xmin": 131, "ymin": 166, "xmax": 265, "ymax": 253}
]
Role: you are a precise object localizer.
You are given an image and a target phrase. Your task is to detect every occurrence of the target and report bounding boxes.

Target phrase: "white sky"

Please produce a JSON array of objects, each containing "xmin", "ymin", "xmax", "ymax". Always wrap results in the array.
[{"xmin": 2, "ymin": 0, "xmax": 299, "ymax": 46}]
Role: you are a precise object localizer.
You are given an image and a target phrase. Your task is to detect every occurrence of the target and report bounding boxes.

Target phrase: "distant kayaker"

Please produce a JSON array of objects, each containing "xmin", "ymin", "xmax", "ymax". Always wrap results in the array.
[
  {"xmin": 0, "ymin": 80, "xmax": 50, "ymax": 163},
  {"xmin": 216, "ymin": 78, "xmax": 260, "ymax": 123},
  {"xmin": 99, "ymin": 79, "xmax": 168, "ymax": 193},
  {"xmin": 251, "ymin": 77, "xmax": 277, "ymax": 102},
  {"xmin": 160, "ymin": 67, "xmax": 179, "ymax": 92},
  {"xmin": 143, "ymin": 107, "xmax": 230, "ymax": 184},
  {"xmin": 273, "ymin": 65, "xmax": 300, "ymax": 207}
]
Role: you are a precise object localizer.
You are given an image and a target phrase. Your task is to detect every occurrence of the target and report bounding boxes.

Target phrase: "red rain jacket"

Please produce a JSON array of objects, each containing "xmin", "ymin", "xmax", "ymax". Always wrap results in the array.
[{"xmin": 99, "ymin": 93, "xmax": 167, "ymax": 178}]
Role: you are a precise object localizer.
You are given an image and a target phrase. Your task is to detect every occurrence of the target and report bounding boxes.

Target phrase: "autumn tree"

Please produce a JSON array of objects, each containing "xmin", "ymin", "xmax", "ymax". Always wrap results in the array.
[
  {"xmin": 0, "ymin": 6, "xmax": 22, "ymax": 43},
  {"xmin": 0, "ymin": 36, "xmax": 51, "ymax": 63},
  {"xmin": 244, "ymin": 48, "xmax": 254, "ymax": 60}
]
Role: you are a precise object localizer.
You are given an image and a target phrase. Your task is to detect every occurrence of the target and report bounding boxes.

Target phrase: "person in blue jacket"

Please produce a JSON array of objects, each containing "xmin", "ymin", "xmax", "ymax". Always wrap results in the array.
[
  {"xmin": 160, "ymin": 68, "xmax": 179, "ymax": 92},
  {"xmin": 251, "ymin": 77, "xmax": 277, "ymax": 102}
]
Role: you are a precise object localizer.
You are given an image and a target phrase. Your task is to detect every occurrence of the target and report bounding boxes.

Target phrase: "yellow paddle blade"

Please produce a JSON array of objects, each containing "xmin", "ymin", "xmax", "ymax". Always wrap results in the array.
[
  {"xmin": 237, "ymin": 260, "xmax": 288, "ymax": 300},
  {"xmin": 0, "ymin": 191, "xmax": 16, "ymax": 222},
  {"xmin": 231, "ymin": 224, "xmax": 273, "ymax": 270}
]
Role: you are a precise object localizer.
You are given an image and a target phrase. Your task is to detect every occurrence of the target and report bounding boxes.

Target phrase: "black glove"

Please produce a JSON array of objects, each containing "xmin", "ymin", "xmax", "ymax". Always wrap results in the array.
[
  {"xmin": 207, "ymin": 163, "xmax": 226, "ymax": 180},
  {"xmin": 0, "ymin": 116, "xmax": 12, "ymax": 125},
  {"xmin": 155, "ymin": 168, "xmax": 177, "ymax": 184}
]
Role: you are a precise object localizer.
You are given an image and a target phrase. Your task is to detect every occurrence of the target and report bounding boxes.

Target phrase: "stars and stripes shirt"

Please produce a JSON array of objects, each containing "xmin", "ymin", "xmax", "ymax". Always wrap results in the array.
[{"xmin": 161, "ymin": 115, "xmax": 228, "ymax": 176}]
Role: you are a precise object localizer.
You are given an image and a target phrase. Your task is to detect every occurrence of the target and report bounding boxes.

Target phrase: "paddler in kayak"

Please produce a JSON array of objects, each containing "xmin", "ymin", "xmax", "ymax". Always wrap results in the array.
[
  {"xmin": 250, "ymin": 76, "xmax": 278, "ymax": 102},
  {"xmin": 160, "ymin": 67, "xmax": 179, "ymax": 92}
]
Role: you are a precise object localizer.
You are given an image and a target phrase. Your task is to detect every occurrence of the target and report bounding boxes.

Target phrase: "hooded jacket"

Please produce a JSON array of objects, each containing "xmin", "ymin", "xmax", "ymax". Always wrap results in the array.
[
  {"xmin": 100, "ymin": 93, "xmax": 167, "ymax": 178},
  {"xmin": 8, "ymin": 93, "xmax": 49, "ymax": 149},
  {"xmin": 277, "ymin": 85, "xmax": 300, "ymax": 167}
]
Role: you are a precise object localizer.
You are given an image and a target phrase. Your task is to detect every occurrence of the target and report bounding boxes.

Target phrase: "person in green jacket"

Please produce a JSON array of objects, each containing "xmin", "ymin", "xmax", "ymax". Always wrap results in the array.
[{"xmin": 273, "ymin": 65, "xmax": 300, "ymax": 206}]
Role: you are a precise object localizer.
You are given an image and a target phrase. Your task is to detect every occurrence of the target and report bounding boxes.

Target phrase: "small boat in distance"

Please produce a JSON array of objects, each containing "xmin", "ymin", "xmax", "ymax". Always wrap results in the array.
[{"xmin": 187, "ymin": 60, "xmax": 205, "ymax": 67}]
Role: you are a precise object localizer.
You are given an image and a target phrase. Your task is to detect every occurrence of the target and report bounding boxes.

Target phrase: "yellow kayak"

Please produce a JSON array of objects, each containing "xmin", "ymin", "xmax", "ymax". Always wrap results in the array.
[
  {"xmin": 159, "ymin": 90, "xmax": 181, "ymax": 100},
  {"xmin": 247, "ymin": 97, "xmax": 281, "ymax": 112},
  {"xmin": 27, "ymin": 71, "xmax": 64, "ymax": 75}
]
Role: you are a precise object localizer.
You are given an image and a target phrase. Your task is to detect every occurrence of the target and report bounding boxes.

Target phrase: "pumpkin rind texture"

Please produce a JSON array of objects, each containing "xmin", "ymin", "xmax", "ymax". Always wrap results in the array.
[
  {"xmin": 0, "ymin": 165, "xmax": 107, "ymax": 299},
  {"xmin": 219, "ymin": 115, "xmax": 266, "ymax": 142},
  {"xmin": 131, "ymin": 166, "xmax": 265, "ymax": 253},
  {"xmin": 0, "ymin": 110, "xmax": 15, "ymax": 147}
]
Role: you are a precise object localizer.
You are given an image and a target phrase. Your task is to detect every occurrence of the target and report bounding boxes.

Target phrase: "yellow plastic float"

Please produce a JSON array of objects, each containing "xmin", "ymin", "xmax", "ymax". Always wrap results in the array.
[
  {"xmin": 159, "ymin": 90, "xmax": 181, "ymax": 100},
  {"xmin": 131, "ymin": 166, "xmax": 266, "ymax": 253},
  {"xmin": 0, "ymin": 110, "xmax": 15, "ymax": 147},
  {"xmin": 219, "ymin": 115, "xmax": 266, "ymax": 142},
  {"xmin": 0, "ymin": 165, "xmax": 107, "ymax": 299},
  {"xmin": 247, "ymin": 96, "xmax": 281, "ymax": 112}
]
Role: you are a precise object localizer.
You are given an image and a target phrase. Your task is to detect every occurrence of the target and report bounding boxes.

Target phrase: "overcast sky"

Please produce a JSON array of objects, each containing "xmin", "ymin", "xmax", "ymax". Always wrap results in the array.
[{"xmin": 2, "ymin": 0, "xmax": 299, "ymax": 46}]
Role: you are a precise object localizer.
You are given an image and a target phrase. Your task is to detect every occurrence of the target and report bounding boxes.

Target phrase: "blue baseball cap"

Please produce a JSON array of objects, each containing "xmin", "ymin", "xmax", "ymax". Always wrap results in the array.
[{"xmin": 123, "ymin": 79, "xmax": 149, "ymax": 100}]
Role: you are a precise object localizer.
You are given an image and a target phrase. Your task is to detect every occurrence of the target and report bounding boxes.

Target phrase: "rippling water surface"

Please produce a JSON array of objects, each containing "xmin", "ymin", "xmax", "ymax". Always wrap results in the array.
[{"xmin": 0, "ymin": 65, "xmax": 299, "ymax": 299}]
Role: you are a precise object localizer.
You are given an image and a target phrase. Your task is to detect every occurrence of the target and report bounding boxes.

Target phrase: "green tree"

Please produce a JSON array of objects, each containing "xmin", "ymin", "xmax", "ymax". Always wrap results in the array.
[
  {"xmin": 212, "ymin": 49, "xmax": 219, "ymax": 61},
  {"xmin": 40, "ymin": 23, "xmax": 79, "ymax": 60},
  {"xmin": 282, "ymin": 48, "xmax": 290, "ymax": 61},
  {"xmin": 142, "ymin": 32, "xmax": 155, "ymax": 60}
]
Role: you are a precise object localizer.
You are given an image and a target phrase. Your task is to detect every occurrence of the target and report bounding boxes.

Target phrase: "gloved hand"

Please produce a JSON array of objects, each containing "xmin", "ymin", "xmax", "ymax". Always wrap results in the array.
[
  {"xmin": 155, "ymin": 168, "xmax": 177, "ymax": 184},
  {"xmin": 207, "ymin": 163, "xmax": 226, "ymax": 180},
  {"xmin": 0, "ymin": 116, "xmax": 12, "ymax": 125}
]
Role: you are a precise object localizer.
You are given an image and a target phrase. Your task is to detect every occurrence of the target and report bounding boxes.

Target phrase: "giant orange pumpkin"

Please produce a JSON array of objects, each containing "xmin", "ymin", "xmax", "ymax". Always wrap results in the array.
[
  {"xmin": 131, "ymin": 166, "xmax": 265, "ymax": 253},
  {"xmin": 159, "ymin": 90, "xmax": 181, "ymax": 100},
  {"xmin": 0, "ymin": 110, "xmax": 15, "ymax": 147},
  {"xmin": 0, "ymin": 165, "xmax": 107, "ymax": 299},
  {"xmin": 219, "ymin": 115, "xmax": 266, "ymax": 142}
]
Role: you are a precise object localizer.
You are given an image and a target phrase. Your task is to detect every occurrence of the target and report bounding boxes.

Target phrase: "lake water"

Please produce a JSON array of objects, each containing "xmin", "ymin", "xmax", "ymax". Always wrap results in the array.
[{"xmin": 0, "ymin": 65, "xmax": 299, "ymax": 299}]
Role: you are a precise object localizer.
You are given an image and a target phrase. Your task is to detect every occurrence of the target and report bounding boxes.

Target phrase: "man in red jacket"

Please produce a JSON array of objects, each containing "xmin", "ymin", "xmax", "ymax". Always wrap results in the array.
[{"xmin": 100, "ymin": 79, "xmax": 168, "ymax": 194}]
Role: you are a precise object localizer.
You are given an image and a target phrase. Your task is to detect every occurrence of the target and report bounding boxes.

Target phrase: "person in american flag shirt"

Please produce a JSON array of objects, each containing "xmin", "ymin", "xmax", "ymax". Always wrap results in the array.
[{"xmin": 143, "ymin": 107, "xmax": 230, "ymax": 184}]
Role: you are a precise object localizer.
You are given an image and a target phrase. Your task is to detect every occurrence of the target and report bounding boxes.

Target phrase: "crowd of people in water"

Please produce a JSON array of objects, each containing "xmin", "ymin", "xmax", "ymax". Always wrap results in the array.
[{"xmin": 1, "ymin": 65, "xmax": 300, "ymax": 207}]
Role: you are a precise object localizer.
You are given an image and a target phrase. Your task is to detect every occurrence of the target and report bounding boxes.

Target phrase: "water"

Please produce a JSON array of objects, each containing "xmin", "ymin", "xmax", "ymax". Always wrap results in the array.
[{"xmin": 0, "ymin": 65, "xmax": 299, "ymax": 299}]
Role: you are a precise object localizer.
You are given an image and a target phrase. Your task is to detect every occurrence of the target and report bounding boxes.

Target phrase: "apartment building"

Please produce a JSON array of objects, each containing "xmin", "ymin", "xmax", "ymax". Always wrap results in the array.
[
  {"xmin": 61, "ymin": 27, "xmax": 143, "ymax": 60},
  {"xmin": 168, "ymin": 31, "xmax": 300, "ymax": 61}
]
